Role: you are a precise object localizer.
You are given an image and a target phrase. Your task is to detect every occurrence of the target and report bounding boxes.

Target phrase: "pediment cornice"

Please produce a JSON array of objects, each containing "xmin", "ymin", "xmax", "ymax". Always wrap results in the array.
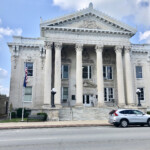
[
  {"xmin": 40, "ymin": 4, "xmax": 136, "ymax": 34},
  {"xmin": 41, "ymin": 26, "xmax": 134, "ymax": 36}
]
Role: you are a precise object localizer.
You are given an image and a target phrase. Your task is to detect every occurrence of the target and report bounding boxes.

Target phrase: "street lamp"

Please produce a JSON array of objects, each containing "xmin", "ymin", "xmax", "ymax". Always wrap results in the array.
[
  {"xmin": 51, "ymin": 88, "xmax": 56, "ymax": 107},
  {"xmin": 136, "ymin": 89, "xmax": 141, "ymax": 106}
]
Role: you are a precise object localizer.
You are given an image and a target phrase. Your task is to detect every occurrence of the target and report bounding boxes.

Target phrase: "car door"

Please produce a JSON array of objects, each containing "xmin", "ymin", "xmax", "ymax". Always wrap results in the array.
[
  {"xmin": 132, "ymin": 110, "xmax": 146, "ymax": 123},
  {"xmin": 127, "ymin": 110, "xmax": 137, "ymax": 123},
  {"xmin": 123, "ymin": 110, "xmax": 136, "ymax": 123}
]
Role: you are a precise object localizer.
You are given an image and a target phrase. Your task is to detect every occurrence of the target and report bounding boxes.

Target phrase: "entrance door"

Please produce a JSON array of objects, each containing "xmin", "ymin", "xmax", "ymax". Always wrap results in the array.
[{"xmin": 83, "ymin": 95, "xmax": 92, "ymax": 107}]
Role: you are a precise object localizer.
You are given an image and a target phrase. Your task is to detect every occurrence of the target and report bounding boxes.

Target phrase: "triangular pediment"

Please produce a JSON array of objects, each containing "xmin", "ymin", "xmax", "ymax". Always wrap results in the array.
[
  {"xmin": 53, "ymin": 15, "xmax": 124, "ymax": 32},
  {"xmin": 41, "ymin": 3, "xmax": 136, "ymax": 35}
]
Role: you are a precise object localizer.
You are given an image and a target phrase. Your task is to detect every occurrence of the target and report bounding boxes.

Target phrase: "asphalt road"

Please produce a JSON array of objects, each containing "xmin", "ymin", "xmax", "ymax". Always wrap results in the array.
[{"xmin": 0, "ymin": 126, "xmax": 150, "ymax": 150}]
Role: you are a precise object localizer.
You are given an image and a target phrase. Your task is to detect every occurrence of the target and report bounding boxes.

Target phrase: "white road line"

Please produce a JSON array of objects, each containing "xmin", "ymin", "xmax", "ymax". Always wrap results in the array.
[{"xmin": 0, "ymin": 137, "xmax": 57, "ymax": 142}]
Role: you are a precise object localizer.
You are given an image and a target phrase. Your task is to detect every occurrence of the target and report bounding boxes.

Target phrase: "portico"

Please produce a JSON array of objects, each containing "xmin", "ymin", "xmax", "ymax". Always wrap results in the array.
[{"xmin": 43, "ymin": 40, "xmax": 134, "ymax": 107}]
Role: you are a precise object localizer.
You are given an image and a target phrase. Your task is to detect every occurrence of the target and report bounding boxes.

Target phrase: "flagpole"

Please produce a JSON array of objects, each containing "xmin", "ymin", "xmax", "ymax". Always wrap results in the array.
[
  {"xmin": 21, "ymin": 67, "xmax": 28, "ymax": 122},
  {"xmin": 21, "ymin": 87, "xmax": 24, "ymax": 122}
]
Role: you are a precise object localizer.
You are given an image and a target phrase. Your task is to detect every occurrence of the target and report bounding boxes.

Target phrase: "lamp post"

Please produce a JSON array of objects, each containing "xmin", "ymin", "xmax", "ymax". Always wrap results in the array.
[
  {"xmin": 51, "ymin": 88, "xmax": 56, "ymax": 107},
  {"xmin": 136, "ymin": 89, "xmax": 141, "ymax": 106}
]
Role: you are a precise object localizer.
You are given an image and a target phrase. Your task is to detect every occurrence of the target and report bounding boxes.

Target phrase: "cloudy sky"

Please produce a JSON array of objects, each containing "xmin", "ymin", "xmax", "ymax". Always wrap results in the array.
[{"xmin": 0, "ymin": 0, "xmax": 150, "ymax": 96}]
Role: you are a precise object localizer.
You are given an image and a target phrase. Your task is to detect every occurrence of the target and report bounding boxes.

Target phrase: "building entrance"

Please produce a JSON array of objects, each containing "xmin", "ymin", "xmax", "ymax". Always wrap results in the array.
[{"xmin": 83, "ymin": 95, "xmax": 93, "ymax": 107}]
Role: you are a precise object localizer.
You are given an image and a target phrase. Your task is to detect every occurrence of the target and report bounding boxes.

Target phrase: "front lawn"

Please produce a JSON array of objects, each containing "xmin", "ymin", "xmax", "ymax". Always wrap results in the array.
[{"xmin": 0, "ymin": 118, "xmax": 27, "ymax": 123}]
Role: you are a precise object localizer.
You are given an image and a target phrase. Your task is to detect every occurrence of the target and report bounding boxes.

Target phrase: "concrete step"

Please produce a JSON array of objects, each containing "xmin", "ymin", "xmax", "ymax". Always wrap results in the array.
[{"xmin": 59, "ymin": 107, "xmax": 117, "ymax": 121}]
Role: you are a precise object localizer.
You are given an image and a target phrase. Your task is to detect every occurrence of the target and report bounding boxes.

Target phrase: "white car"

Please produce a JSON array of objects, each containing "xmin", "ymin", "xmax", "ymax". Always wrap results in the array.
[{"xmin": 109, "ymin": 109, "xmax": 150, "ymax": 127}]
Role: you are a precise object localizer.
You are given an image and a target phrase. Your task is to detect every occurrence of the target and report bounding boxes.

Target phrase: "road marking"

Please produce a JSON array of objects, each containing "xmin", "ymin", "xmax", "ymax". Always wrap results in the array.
[{"xmin": 0, "ymin": 137, "xmax": 57, "ymax": 142}]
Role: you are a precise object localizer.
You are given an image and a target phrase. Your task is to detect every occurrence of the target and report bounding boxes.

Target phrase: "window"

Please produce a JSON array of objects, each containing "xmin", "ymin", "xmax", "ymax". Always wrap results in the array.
[
  {"xmin": 136, "ymin": 66, "xmax": 142, "ymax": 79},
  {"xmin": 72, "ymin": 95, "xmax": 76, "ymax": 100},
  {"xmin": 61, "ymin": 65, "xmax": 69, "ymax": 79},
  {"xmin": 83, "ymin": 95, "xmax": 90, "ymax": 104},
  {"xmin": 120, "ymin": 110, "xmax": 134, "ymax": 114},
  {"xmin": 24, "ymin": 87, "xmax": 32, "ymax": 102},
  {"xmin": 133, "ymin": 110, "xmax": 143, "ymax": 115},
  {"xmin": 104, "ymin": 88, "xmax": 114, "ymax": 102},
  {"xmin": 62, "ymin": 87, "xmax": 68, "ymax": 102},
  {"xmin": 103, "ymin": 66, "xmax": 112, "ymax": 80},
  {"xmin": 25, "ymin": 62, "xmax": 33, "ymax": 76},
  {"xmin": 138, "ymin": 88, "xmax": 144, "ymax": 101},
  {"xmin": 83, "ymin": 66, "xmax": 91, "ymax": 79}
]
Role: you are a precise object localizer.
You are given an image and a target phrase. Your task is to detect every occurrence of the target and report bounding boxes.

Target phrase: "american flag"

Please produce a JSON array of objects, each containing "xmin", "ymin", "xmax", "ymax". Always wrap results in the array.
[{"xmin": 23, "ymin": 67, "xmax": 28, "ymax": 87}]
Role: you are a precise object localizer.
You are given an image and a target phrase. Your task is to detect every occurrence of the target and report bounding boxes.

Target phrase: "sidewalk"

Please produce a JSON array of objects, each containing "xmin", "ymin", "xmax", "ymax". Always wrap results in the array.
[{"xmin": 0, "ymin": 120, "xmax": 110, "ymax": 129}]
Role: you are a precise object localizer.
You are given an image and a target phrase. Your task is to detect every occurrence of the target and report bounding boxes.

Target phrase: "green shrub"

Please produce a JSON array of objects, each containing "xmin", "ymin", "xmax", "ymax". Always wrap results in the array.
[
  {"xmin": 16, "ymin": 108, "xmax": 31, "ymax": 118},
  {"xmin": 147, "ymin": 111, "xmax": 150, "ymax": 115},
  {"xmin": 37, "ymin": 112, "xmax": 47, "ymax": 121},
  {"xmin": 24, "ymin": 112, "xmax": 30, "ymax": 118},
  {"xmin": 16, "ymin": 108, "xmax": 22, "ymax": 118},
  {"xmin": 11, "ymin": 112, "xmax": 16, "ymax": 118}
]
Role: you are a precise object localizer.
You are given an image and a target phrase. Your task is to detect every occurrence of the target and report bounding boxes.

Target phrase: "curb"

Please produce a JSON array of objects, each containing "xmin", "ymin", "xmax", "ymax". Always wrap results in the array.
[{"xmin": 0, "ymin": 124, "xmax": 111, "ymax": 130}]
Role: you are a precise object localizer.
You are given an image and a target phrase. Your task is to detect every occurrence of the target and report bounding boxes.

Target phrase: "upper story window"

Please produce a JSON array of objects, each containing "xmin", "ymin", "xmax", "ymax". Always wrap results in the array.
[
  {"xmin": 83, "ymin": 66, "xmax": 91, "ymax": 79},
  {"xmin": 136, "ymin": 66, "xmax": 142, "ymax": 79},
  {"xmin": 104, "ymin": 87, "xmax": 114, "ymax": 102},
  {"xmin": 25, "ymin": 62, "xmax": 33, "ymax": 76},
  {"xmin": 61, "ymin": 65, "xmax": 69, "ymax": 79},
  {"xmin": 103, "ymin": 66, "xmax": 113, "ymax": 80},
  {"xmin": 24, "ymin": 86, "xmax": 32, "ymax": 102}
]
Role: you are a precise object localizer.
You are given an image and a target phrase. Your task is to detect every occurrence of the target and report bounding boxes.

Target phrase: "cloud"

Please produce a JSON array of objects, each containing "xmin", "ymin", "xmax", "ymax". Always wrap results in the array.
[
  {"xmin": 0, "ymin": 68, "xmax": 8, "ymax": 79},
  {"xmin": 0, "ymin": 85, "xmax": 9, "ymax": 96},
  {"xmin": 0, "ymin": 18, "xmax": 22, "ymax": 38},
  {"xmin": 53, "ymin": 0, "xmax": 150, "ymax": 27},
  {"xmin": 0, "ymin": 27, "xmax": 22, "ymax": 39},
  {"xmin": 139, "ymin": 30, "xmax": 150, "ymax": 43}
]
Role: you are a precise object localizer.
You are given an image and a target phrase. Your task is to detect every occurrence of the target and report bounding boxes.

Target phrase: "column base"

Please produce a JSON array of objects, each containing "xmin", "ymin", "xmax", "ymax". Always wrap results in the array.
[
  {"xmin": 117, "ymin": 103, "xmax": 126, "ymax": 108},
  {"xmin": 127, "ymin": 103, "xmax": 136, "ymax": 106},
  {"xmin": 55, "ymin": 104, "xmax": 62, "ymax": 108},
  {"xmin": 42, "ymin": 104, "xmax": 51, "ymax": 109}
]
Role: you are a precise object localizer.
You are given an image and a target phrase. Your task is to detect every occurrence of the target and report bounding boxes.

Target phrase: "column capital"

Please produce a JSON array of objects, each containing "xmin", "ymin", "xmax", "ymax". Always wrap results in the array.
[
  {"xmin": 95, "ymin": 44, "xmax": 103, "ymax": 53},
  {"xmin": 115, "ymin": 45, "xmax": 123, "ymax": 53},
  {"xmin": 76, "ymin": 44, "xmax": 83, "ymax": 52},
  {"xmin": 55, "ymin": 42, "xmax": 62, "ymax": 50},
  {"xmin": 124, "ymin": 46, "xmax": 131, "ymax": 53},
  {"xmin": 44, "ymin": 41, "xmax": 53, "ymax": 50}
]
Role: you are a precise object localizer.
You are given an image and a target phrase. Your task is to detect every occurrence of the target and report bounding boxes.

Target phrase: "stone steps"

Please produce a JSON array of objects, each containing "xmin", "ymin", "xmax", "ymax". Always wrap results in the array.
[{"xmin": 59, "ymin": 107, "xmax": 117, "ymax": 121}]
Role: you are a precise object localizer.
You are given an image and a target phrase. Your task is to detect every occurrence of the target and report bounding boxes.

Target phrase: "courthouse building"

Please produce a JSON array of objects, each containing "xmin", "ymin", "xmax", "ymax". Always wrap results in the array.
[{"xmin": 8, "ymin": 3, "xmax": 150, "ymax": 119}]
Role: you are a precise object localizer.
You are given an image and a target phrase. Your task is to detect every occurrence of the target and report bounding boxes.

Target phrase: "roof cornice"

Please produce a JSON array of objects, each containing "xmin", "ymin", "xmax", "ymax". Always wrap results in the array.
[
  {"xmin": 7, "ymin": 42, "xmax": 44, "ymax": 48},
  {"xmin": 41, "ymin": 26, "xmax": 134, "ymax": 36},
  {"xmin": 131, "ymin": 44, "xmax": 150, "ymax": 53}
]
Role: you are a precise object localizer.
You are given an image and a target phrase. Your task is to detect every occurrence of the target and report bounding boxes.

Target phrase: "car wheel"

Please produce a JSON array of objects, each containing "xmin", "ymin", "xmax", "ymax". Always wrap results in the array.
[
  {"xmin": 147, "ymin": 119, "xmax": 150, "ymax": 127},
  {"xmin": 120, "ymin": 119, "xmax": 128, "ymax": 128}
]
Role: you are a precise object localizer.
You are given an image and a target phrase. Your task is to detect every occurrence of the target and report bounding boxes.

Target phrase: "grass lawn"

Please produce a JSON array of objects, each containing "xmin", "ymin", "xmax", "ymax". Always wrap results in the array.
[{"xmin": 0, "ymin": 118, "xmax": 27, "ymax": 123}]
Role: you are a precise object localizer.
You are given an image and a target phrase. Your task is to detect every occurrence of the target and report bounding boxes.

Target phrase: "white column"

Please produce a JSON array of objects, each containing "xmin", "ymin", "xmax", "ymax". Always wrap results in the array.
[
  {"xmin": 115, "ymin": 46, "xmax": 125, "ymax": 106},
  {"xmin": 54, "ymin": 43, "xmax": 62, "ymax": 106},
  {"xmin": 95, "ymin": 45, "xmax": 104, "ymax": 106},
  {"xmin": 124, "ymin": 46, "xmax": 134, "ymax": 105},
  {"xmin": 44, "ymin": 41, "xmax": 52, "ymax": 106},
  {"xmin": 76, "ymin": 44, "xmax": 83, "ymax": 106}
]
